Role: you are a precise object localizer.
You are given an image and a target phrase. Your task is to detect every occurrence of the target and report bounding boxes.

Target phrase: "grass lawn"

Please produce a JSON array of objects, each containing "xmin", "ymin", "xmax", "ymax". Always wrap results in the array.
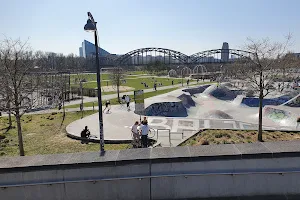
[
  {"xmin": 70, "ymin": 73, "xmax": 111, "ymax": 83},
  {"xmin": 78, "ymin": 77, "xmax": 201, "ymax": 90},
  {"xmin": 0, "ymin": 111, "xmax": 129, "ymax": 157},
  {"xmin": 65, "ymin": 87, "xmax": 180, "ymax": 109},
  {"xmin": 70, "ymin": 71, "xmax": 150, "ymax": 83},
  {"xmin": 180, "ymin": 129, "xmax": 300, "ymax": 146}
]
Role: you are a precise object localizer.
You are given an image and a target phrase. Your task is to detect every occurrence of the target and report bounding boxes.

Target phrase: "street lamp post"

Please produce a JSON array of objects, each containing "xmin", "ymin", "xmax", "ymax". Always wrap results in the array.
[{"xmin": 84, "ymin": 12, "xmax": 105, "ymax": 153}]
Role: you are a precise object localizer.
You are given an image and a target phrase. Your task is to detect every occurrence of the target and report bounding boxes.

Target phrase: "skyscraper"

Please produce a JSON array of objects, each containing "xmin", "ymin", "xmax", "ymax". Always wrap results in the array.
[
  {"xmin": 221, "ymin": 42, "xmax": 229, "ymax": 62},
  {"xmin": 79, "ymin": 40, "xmax": 110, "ymax": 58}
]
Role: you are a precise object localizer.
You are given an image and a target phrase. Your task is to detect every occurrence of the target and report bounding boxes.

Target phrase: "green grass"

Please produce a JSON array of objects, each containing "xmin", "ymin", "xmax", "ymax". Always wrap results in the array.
[
  {"xmin": 180, "ymin": 129, "xmax": 300, "ymax": 146},
  {"xmin": 70, "ymin": 73, "xmax": 110, "ymax": 83},
  {"xmin": 126, "ymin": 71, "xmax": 148, "ymax": 75},
  {"xmin": 65, "ymin": 87, "xmax": 180, "ymax": 109},
  {"xmin": 77, "ymin": 77, "xmax": 200, "ymax": 90},
  {"xmin": 0, "ymin": 111, "xmax": 129, "ymax": 157}
]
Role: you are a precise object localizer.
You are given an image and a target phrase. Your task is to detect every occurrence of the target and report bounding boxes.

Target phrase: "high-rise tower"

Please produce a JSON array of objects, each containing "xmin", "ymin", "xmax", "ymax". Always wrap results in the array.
[{"xmin": 221, "ymin": 42, "xmax": 229, "ymax": 62}]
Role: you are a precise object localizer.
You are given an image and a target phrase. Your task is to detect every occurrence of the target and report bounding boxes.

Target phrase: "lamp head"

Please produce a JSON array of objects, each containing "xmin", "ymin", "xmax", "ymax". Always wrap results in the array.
[{"xmin": 84, "ymin": 19, "xmax": 96, "ymax": 32}]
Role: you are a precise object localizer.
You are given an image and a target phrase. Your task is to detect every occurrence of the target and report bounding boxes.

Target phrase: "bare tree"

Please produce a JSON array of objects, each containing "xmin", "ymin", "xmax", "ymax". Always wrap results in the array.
[
  {"xmin": 0, "ymin": 38, "xmax": 36, "ymax": 156},
  {"xmin": 109, "ymin": 67, "xmax": 125, "ymax": 102},
  {"xmin": 235, "ymin": 35, "xmax": 293, "ymax": 141}
]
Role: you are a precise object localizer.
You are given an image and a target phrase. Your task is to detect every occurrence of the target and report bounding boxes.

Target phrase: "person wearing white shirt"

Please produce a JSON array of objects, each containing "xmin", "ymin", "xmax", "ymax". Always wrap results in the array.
[
  {"xmin": 125, "ymin": 95, "xmax": 130, "ymax": 111},
  {"xmin": 141, "ymin": 121, "xmax": 149, "ymax": 147}
]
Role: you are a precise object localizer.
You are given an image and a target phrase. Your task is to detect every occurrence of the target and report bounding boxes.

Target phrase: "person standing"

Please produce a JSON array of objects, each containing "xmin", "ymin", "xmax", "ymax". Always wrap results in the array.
[
  {"xmin": 154, "ymin": 83, "xmax": 157, "ymax": 91},
  {"xmin": 297, "ymin": 117, "xmax": 300, "ymax": 130},
  {"xmin": 141, "ymin": 121, "xmax": 149, "ymax": 148},
  {"xmin": 131, "ymin": 121, "xmax": 140, "ymax": 148},
  {"xmin": 187, "ymin": 79, "xmax": 190, "ymax": 86},
  {"xmin": 125, "ymin": 95, "xmax": 130, "ymax": 111},
  {"xmin": 171, "ymin": 80, "xmax": 174, "ymax": 86}
]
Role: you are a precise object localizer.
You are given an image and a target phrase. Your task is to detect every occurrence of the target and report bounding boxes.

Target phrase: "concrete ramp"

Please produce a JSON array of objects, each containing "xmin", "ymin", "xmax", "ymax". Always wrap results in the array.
[
  {"xmin": 281, "ymin": 93, "xmax": 300, "ymax": 107},
  {"xmin": 177, "ymin": 94, "xmax": 196, "ymax": 108},
  {"xmin": 143, "ymin": 102, "xmax": 188, "ymax": 117},
  {"xmin": 203, "ymin": 110, "xmax": 233, "ymax": 119}
]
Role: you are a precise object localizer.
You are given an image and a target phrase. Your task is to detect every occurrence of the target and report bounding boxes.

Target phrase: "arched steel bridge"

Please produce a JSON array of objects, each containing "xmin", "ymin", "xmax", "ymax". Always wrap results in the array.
[{"xmin": 98, "ymin": 48, "xmax": 253, "ymax": 66}]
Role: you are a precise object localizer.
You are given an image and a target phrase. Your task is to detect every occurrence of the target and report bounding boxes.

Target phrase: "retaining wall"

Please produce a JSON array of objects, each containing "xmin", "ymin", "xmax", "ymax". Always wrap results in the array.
[{"xmin": 1, "ymin": 141, "xmax": 300, "ymax": 199}]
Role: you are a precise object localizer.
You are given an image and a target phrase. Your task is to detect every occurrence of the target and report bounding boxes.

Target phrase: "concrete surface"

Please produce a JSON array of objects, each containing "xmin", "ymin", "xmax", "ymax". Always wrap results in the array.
[{"xmin": 66, "ymin": 84, "xmax": 300, "ymax": 146}]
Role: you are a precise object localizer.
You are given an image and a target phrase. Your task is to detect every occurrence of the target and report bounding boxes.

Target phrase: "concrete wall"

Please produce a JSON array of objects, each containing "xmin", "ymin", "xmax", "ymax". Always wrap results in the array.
[{"xmin": 1, "ymin": 141, "xmax": 300, "ymax": 199}]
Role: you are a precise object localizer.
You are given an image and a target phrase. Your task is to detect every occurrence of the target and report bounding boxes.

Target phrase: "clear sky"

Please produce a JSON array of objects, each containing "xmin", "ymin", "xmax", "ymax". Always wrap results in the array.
[{"xmin": 1, "ymin": 0, "xmax": 299, "ymax": 55}]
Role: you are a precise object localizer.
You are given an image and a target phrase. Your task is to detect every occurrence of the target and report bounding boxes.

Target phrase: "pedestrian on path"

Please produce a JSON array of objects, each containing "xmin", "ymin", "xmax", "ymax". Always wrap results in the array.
[
  {"xmin": 125, "ymin": 95, "xmax": 130, "ymax": 111},
  {"xmin": 154, "ymin": 83, "xmax": 157, "ymax": 91},
  {"xmin": 103, "ymin": 100, "xmax": 111, "ymax": 113},
  {"xmin": 172, "ymin": 80, "xmax": 174, "ymax": 86},
  {"xmin": 141, "ymin": 120, "xmax": 149, "ymax": 148},
  {"xmin": 187, "ymin": 79, "xmax": 190, "ymax": 86}
]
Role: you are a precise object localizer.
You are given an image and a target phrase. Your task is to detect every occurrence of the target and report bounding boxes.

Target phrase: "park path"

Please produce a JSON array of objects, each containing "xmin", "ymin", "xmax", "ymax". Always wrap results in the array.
[{"xmin": 65, "ymin": 81, "xmax": 204, "ymax": 106}]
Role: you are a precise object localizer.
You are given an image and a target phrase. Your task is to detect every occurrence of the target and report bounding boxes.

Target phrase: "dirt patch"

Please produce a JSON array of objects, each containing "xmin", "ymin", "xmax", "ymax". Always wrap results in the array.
[
  {"xmin": 100, "ymin": 86, "xmax": 134, "ymax": 92},
  {"xmin": 181, "ymin": 129, "xmax": 300, "ymax": 146}
]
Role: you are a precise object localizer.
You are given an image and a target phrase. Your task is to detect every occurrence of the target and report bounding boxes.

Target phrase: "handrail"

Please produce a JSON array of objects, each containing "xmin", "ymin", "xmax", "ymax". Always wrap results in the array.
[
  {"xmin": 1, "ymin": 169, "xmax": 300, "ymax": 188},
  {"xmin": 156, "ymin": 129, "xmax": 171, "ymax": 146}
]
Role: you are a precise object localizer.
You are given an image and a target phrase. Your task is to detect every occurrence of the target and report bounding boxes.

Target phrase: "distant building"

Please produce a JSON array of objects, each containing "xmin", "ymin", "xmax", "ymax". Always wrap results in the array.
[
  {"xmin": 294, "ymin": 53, "xmax": 300, "ymax": 58},
  {"xmin": 221, "ymin": 42, "xmax": 229, "ymax": 62},
  {"xmin": 79, "ymin": 40, "xmax": 110, "ymax": 58},
  {"xmin": 79, "ymin": 47, "xmax": 83, "ymax": 57}
]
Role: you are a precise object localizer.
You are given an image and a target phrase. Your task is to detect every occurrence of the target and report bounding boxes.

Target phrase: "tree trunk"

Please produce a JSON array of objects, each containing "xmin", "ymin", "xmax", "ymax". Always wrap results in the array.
[
  {"xmin": 8, "ymin": 110, "xmax": 12, "ymax": 128},
  {"xmin": 117, "ymin": 84, "xmax": 120, "ymax": 103},
  {"xmin": 258, "ymin": 71, "xmax": 263, "ymax": 142},
  {"xmin": 7, "ymin": 101, "xmax": 12, "ymax": 128},
  {"xmin": 15, "ymin": 111, "xmax": 25, "ymax": 156}
]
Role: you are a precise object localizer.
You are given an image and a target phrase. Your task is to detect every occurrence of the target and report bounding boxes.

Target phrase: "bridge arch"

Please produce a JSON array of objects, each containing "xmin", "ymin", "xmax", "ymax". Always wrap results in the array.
[
  {"xmin": 189, "ymin": 49, "xmax": 253, "ymax": 64},
  {"xmin": 115, "ymin": 47, "xmax": 189, "ymax": 65}
]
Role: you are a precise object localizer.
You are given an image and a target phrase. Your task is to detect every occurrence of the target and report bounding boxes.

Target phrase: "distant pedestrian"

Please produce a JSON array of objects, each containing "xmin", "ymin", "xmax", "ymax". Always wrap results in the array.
[
  {"xmin": 125, "ymin": 95, "xmax": 130, "ymax": 111},
  {"xmin": 197, "ymin": 78, "xmax": 199, "ymax": 83},
  {"xmin": 154, "ymin": 83, "xmax": 157, "ymax": 91},
  {"xmin": 141, "ymin": 120, "xmax": 149, "ymax": 148},
  {"xmin": 172, "ymin": 80, "xmax": 174, "ymax": 85},
  {"xmin": 141, "ymin": 116, "xmax": 147, "ymax": 125},
  {"xmin": 297, "ymin": 117, "xmax": 300, "ymax": 130},
  {"xmin": 187, "ymin": 79, "xmax": 190, "ymax": 86},
  {"xmin": 103, "ymin": 100, "xmax": 111, "ymax": 113}
]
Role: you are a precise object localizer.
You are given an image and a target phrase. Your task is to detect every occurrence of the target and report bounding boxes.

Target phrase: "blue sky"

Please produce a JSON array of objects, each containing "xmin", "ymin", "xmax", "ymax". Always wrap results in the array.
[{"xmin": 0, "ymin": 0, "xmax": 299, "ymax": 55}]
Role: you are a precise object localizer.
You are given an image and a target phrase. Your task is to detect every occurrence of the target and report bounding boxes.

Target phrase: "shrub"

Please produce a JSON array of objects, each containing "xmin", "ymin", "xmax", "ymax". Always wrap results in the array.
[
  {"xmin": 0, "ymin": 152, "xmax": 6, "ymax": 156},
  {"xmin": 2, "ymin": 139, "xmax": 9, "ymax": 144},
  {"xmin": 0, "ymin": 133, "xmax": 6, "ymax": 140},
  {"xmin": 237, "ymin": 133, "xmax": 245, "ymax": 138}
]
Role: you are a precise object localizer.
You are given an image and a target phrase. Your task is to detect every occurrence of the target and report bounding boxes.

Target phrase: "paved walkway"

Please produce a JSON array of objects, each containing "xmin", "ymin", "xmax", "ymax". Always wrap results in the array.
[{"xmin": 65, "ymin": 80, "xmax": 205, "ymax": 106}]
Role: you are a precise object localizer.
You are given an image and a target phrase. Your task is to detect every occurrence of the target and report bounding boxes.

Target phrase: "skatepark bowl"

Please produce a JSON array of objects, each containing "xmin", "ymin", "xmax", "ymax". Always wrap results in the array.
[{"xmin": 66, "ymin": 83, "xmax": 300, "ymax": 147}]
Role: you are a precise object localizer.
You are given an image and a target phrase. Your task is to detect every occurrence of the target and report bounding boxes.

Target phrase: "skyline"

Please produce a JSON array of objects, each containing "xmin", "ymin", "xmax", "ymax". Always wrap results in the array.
[{"xmin": 1, "ymin": 0, "xmax": 300, "ymax": 55}]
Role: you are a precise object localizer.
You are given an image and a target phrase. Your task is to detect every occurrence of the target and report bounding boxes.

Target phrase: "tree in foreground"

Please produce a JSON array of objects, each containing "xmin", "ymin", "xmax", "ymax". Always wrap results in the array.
[
  {"xmin": 109, "ymin": 67, "xmax": 125, "ymax": 103},
  {"xmin": 0, "ymin": 38, "xmax": 36, "ymax": 156},
  {"xmin": 235, "ymin": 35, "xmax": 293, "ymax": 141}
]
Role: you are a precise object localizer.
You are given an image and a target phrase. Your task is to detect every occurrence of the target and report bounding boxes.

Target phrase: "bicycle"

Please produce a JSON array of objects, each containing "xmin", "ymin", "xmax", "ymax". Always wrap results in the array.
[{"xmin": 148, "ymin": 128, "xmax": 156, "ymax": 139}]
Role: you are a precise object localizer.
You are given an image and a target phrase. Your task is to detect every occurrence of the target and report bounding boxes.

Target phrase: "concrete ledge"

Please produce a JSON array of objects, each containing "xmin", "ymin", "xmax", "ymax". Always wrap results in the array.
[{"xmin": 1, "ymin": 141, "xmax": 300, "ymax": 173}]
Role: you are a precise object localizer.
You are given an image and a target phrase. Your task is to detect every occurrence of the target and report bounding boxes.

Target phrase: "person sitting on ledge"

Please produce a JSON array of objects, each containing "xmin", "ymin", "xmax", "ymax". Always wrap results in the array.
[{"xmin": 81, "ymin": 126, "xmax": 90, "ymax": 144}]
